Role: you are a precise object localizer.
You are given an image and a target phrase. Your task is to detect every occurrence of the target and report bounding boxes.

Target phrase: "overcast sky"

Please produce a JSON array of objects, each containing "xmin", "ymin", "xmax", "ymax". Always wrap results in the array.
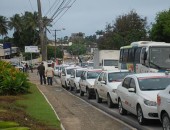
[{"xmin": 1, "ymin": 0, "xmax": 170, "ymax": 39}]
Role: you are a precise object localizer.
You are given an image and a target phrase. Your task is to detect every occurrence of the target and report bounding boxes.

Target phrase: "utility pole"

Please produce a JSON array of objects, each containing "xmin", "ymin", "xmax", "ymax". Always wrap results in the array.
[
  {"xmin": 37, "ymin": 0, "xmax": 46, "ymax": 61},
  {"xmin": 54, "ymin": 30, "xmax": 57, "ymax": 60}
]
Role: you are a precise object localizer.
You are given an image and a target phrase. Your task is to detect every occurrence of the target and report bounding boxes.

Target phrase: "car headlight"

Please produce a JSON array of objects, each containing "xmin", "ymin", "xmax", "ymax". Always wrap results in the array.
[{"xmin": 144, "ymin": 99, "xmax": 157, "ymax": 106}]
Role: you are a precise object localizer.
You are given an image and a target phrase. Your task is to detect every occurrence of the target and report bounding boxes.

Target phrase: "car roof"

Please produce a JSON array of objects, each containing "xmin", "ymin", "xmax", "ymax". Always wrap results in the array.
[
  {"xmin": 65, "ymin": 66, "xmax": 81, "ymax": 69},
  {"xmin": 128, "ymin": 72, "xmax": 170, "ymax": 78},
  {"xmin": 86, "ymin": 69, "xmax": 102, "ymax": 72},
  {"xmin": 75, "ymin": 68, "xmax": 87, "ymax": 71},
  {"xmin": 103, "ymin": 70, "xmax": 130, "ymax": 73}
]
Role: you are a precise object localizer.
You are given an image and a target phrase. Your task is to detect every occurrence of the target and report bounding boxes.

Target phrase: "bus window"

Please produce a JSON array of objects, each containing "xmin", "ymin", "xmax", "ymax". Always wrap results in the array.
[
  {"xmin": 122, "ymin": 49, "xmax": 128, "ymax": 62},
  {"xmin": 134, "ymin": 47, "xmax": 142, "ymax": 63},
  {"xmin": 128, "ymin": 48, "xmax": 135, "ymax": 62}
]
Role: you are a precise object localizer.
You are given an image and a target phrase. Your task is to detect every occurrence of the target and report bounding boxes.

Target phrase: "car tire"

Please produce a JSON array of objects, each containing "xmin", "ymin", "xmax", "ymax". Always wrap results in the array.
[
  {"xmin": 80, "ymin": 87, "xmax": 84, "ymax": 96},
  {"xmin": 118, "ymin": 99, "xmax": 127, "ymax": 115},
  {"xmin": 137, "ymin": 105, "xmax": 146, "ymax": 125},
  {"xmin": 74, "ymin": 84, "xmax": 78, "ymax": 93},
  {"xmin": 65, "ymin": 82, "xmax": 68, "ymax": 90},
  {"xmin": 162, "ymin": 112, "xmax": 170, "ymax": 130},
  {"xmin": 96, "ymin": 91, "xmax": 102, "ymax": 103},
  {"xmin": 87, "ymin": 88, "xmax": 91, "ymax": 99},
  {"xmin": 107, "ymin": 94, "xmax": 114, "ymax": 108}
]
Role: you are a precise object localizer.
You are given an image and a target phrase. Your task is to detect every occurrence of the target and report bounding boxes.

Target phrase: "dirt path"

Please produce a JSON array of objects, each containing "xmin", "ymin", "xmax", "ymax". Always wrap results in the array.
[{"xmin": 29, "ymin": 71, "xmax": 135, "ymax": 130}]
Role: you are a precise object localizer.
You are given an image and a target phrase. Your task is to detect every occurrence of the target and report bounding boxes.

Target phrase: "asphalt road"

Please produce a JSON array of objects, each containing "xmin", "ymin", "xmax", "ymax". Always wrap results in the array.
[
  {"xmin": 29, "ymin": 71, "xmax": 135, "ymax": 130},
  {"xmin": 53, "ymin": 76, "xmax": 162, "ymax": 130}
]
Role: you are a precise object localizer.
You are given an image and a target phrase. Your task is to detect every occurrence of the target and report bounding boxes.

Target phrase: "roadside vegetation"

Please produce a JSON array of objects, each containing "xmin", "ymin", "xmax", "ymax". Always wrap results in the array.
[{"xmin": 0, "ymin": 61, "xmax": 61, "ymax": 130}]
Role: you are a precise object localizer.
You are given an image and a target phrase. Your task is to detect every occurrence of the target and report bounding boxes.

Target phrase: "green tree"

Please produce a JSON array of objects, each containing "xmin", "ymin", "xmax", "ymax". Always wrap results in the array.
[
  {"xmin": 67, "ymin": 43, "xmax": 86, "ymax": 56},
  {"xmin": 0, "ymin": 16, "xmax": 8, "ymax": 37},
  {"xmin": 47, "ymin": 46, "xmax": 63, "ymax": 60},
  {"xmin": 150, "ymin": 9, "xmax": 170, "ymax": 42},
  {"xmin": 97, "ymin": 10, "xmax": 149, "ymax": 49},
  {"xmin": 9, "ymin": 12, "xmax": 39, "ymax": 51}
]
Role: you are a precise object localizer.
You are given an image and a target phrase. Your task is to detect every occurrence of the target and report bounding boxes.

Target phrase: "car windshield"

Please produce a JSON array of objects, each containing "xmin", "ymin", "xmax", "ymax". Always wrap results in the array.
[
  {"xmin": 76, "ymin": 70, "xmax": 84, "ymax": 77},
  {"xmin": 87, "ymin": 71, "xmax": 101, "ymax": 79},
  {"xmin": 67, "ymin": 69, "xmax": 74, "ymax": 75},
  {"xmin": 88, "ymin": 63, "xmax": 94, "ymax": 67},
  {"xmin": 104, "ymin": 60, "xmax": 118, "ymax": 66},
  {"xmin": 108, "ymin": 72, "xmax": 132, "ymax": 82},
  {"xmin": 81, "ymin": 62, "xmax": 88, "ymax": 67},
  {"xmin": 138, "ymin": 76, "xmax": 170, "ymax": 91},
  {"xmin": 55, "ymin": 67, "xmax": 59, "ymax": 69}
]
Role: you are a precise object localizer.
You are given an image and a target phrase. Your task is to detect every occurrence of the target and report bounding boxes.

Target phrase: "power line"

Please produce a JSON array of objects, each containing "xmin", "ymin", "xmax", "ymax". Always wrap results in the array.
[
  {"xmin": 28, "ymin": 0, "xmax": 34, "ymax": 12},
  {"xmin": 52, "ymin": 0, "xmax": 72, "ymax": 20},
  {"xmin": 45, "ymin": 0, "xmax": 61, "ymax": 16},
  {"xmin": 53, "ymin": 0, "xmax": 77, "ymax": 25}
]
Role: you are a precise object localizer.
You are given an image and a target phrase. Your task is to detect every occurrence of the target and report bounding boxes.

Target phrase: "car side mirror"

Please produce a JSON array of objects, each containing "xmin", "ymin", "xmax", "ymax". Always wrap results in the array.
[
  {"xmin": 128, "ymin": 88, "xmax": 135, "ymax": 93},
  {"xmin": 101, "ymin": 81, "xmax": 106, "ymax": 85},
  {"xmin": 62, "ymin": 73, "xmax": 66, "ymax": 76}
]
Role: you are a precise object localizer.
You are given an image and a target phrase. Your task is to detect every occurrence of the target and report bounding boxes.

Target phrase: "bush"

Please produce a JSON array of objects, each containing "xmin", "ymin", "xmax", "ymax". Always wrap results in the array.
[{"xmin": 0, "ymin": 61, "xmax": 30, "ymax": 95}]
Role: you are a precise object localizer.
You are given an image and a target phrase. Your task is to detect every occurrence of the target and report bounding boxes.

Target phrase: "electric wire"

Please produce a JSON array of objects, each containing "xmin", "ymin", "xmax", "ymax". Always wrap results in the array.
[
  {"xmin": 53, "ymin": 0, "xmax": 76, "ymax": 25},
  {"xmin": 52, "ymin": 0, "xmax": 72, "ymax": 20},
  {"xmin": 45, "ymin": 0, "xmax": 61, "ymax": 17},
  {"xmin": 28, "ymin": 0, "xmax": 34, "ymax": 12}
]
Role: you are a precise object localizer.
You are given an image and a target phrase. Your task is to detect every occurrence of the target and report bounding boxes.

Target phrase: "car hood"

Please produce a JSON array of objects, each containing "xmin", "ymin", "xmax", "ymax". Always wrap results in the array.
[
  {"xmin": 107, "ymin": 82, "xmax": 121, "ymax": 89},
  {"xmin": 139, "ymin": 90, "xmax": 160, "ymax": 102},
  {"xmin": 86, "ymin": 79, "xmax": 96, "ymax": 85}
]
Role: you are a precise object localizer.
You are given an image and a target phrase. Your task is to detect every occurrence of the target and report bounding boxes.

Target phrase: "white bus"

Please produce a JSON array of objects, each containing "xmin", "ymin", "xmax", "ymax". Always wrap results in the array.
[{"xmin": 119, "ymin": 41, "xmax": 170, "ymax": 73}]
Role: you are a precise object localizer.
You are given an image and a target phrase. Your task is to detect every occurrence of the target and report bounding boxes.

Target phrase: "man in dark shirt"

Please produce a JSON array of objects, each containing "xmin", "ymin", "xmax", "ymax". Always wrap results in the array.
[{"xmin": 37, "ymin": 62, "xmax": 46, "ymax": 85}]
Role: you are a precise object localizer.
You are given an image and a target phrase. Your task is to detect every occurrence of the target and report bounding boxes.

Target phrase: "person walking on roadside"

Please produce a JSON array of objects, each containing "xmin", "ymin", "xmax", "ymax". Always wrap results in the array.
[
  {"xmin": 37, "ymin": 62, "xmax": 46, "ymax": 85},
  {"xmin": 25, "ymin": 63, "xmax": 29, "ymax": 73},
  {"xmin": 45, "ymin": 64, "xmax": 54, "ymax": 85}
]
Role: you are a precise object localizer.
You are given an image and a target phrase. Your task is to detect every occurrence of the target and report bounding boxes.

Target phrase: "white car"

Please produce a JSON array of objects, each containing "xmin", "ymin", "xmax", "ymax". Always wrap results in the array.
[
  {"xmin": 69, "ymin": 68, "xmax": 87, "ymax": 92},
  {"xmin": 79, "ymin": 69, "xmax": 102, "ymax": 99},
  {"xmin": 94, "ymin": 70, "xmax": 132, "ymax": 108},
  {"xmin": 157, "ymin": 85, "xmax": 170, "ymax": 130},
  {"xmin": 60, "ymin": 66, "xmax": 80, "ymax": 89},
  {"xmin": 116, "ymin": 72, "xmax": 170, "ymax": 125},
  {"xmin": 54, "ymin": 65, "xmax": 62, "ymax": 76}
]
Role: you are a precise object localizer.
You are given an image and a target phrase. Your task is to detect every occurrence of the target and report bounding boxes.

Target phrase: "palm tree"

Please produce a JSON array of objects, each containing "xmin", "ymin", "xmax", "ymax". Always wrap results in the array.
[
  {"xmin": 0, "ymin": 16, "xmax": 8, "ymax": 38},
  {"xmin": 8, "ymin": 14, "xmax": 23, "ymax": 33}
]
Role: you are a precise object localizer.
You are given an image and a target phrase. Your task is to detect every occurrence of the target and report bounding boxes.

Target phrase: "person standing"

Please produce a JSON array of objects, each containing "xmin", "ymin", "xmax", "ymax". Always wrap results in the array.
[
  {"xmin": 25, "ymin": 63, "xmax": 29, "ymax": 73},
  {"xmin": 37, "ymin": 62, "xmax": 46, "ymax": 85},
  {"xmin": 45, "ymin": 64, "xmax": 54, "ymax": 85}
]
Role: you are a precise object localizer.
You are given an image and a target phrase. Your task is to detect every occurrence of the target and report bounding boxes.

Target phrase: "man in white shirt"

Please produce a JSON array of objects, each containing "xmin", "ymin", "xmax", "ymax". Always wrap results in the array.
[{"xmin": 45, "ymin": 63, "xmax": 54, "ymax": 85}]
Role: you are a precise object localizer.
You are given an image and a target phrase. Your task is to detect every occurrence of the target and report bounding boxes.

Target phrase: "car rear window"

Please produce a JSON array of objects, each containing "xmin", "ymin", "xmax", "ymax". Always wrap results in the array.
[
  {"xmin": 138, "ymin": 76, "xmax": 170, "ymax": 91},
  {"xmin": 87, "ymin": 71, "xmax": 101, "ymax": 79},
  {"xmin": 108, "ymin": 72, "xmax": 132, "ymax": 82}
]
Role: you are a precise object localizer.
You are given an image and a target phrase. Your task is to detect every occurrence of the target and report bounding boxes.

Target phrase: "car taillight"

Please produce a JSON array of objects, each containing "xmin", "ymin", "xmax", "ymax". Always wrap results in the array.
[{"xmin": 157, "ymin": 95, "xmax": 161, "ymax": 106}]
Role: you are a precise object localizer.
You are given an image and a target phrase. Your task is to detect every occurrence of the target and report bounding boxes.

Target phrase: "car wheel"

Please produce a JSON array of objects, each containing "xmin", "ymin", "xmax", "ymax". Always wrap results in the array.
[
  {"xmin": 137, "ymin": 105, "xmax": 146, "ymax": 125},
  {"xmin": 107, "ymin": 94, "xmax": 114, "ymax": 108},
  {"xmin": 65, "ymin": 82, "xmax": 68, "ymax": 90},
  {"xmin": 74, "ymin": 84, "xmax": 77, "ymax": 93},
  {"xmin": 96, "ymin": 91, "xmax": 102, "ymax": 103},
  {"xmin": 118, "ymin": 99, "xmax": 127, "ymax": 115},
  {"xmin": 162, "ymin": 112, "xmax": 170, "ymax": 130},
  {"xmin": 87, "ymin": 88, "xmax": 91, "ymax": 99},
  {"xmin": 80, "ymin": 87, "xmax": 84, "ymax": 96}
]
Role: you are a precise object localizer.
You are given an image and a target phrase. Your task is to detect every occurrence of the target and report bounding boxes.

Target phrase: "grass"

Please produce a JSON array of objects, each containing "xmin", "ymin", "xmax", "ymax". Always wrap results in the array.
[
  {"xmin": 17, "ymin": 83, "xmax": 61, "ymax": 129},
  {"xmin": 0, "ymin": 83, "xmax": 61, "ymax": 130}
]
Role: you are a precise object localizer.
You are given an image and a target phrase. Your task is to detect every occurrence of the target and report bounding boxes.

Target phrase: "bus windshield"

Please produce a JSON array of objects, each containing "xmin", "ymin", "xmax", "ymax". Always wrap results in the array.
[{"xmin": 149, "ymin": 47, "xmax": 170, "ymax": 69}]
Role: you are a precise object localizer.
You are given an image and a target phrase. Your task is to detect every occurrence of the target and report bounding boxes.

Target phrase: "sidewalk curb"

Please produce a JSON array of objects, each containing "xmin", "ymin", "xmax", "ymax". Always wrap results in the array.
[{"xmin": 36, "ymin": 85, "xmax": 65, "ymax": 130}]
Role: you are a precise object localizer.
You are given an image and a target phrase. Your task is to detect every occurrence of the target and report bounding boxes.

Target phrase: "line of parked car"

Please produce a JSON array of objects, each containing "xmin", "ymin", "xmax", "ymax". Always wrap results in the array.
[{"xmin": 54, "ymin": 64, "xmax": 170, "ymax": 130}]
